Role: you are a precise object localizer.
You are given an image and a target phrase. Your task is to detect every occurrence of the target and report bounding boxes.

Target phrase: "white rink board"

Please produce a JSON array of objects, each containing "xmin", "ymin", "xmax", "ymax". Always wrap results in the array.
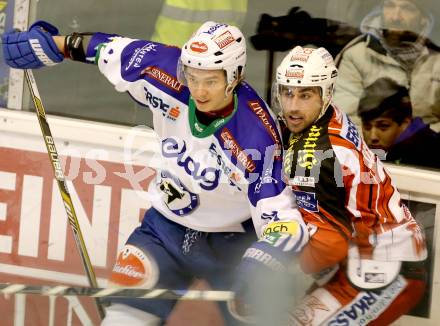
[
  {"xmin": 0, "ymin": 109, "xmax": 160, "ymax": 324},
  {"xmin": 0, "ymin": 110, "xmax": 439, "ymax": 325}
]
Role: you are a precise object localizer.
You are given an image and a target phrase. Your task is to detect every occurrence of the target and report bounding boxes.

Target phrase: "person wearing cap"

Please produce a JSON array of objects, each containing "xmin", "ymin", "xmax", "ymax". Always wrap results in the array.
[
  {"xmin": 273, "ymin": 46, "xmax": 427, "ymax": 325},
  {"xmin": 358, "ymin": 77, "xmax": 440, "ymax": 169},
  {"xmin": 334, "ymin": 0, "xmax": 440, "ymax": 133},
  {"xmin": 2, "ymin": 20, "xmax": 309, "ymax": 325}
]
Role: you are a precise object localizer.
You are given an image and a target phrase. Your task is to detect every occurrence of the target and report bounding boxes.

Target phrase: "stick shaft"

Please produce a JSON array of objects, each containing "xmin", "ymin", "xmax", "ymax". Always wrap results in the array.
[
  {"xmin": 0, "ymin": 283, "xmax": 235, "ymax": 301},
  {"xmin": 24, "ymin": 69, "xmax": 106, "ymax": 319}
]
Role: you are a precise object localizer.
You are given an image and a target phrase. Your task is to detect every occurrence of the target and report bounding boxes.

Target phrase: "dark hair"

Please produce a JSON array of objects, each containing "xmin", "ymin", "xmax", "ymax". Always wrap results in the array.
[{"xmin": 358, "ymin": 78, "xmax": 412, "ymax": 124}]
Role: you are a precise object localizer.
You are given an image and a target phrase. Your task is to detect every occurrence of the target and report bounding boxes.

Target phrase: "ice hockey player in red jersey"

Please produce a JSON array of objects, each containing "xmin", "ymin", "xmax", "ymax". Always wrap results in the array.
[{"xmin": 273, "ymin": 45, "xmax": 428, "ymax": 325}]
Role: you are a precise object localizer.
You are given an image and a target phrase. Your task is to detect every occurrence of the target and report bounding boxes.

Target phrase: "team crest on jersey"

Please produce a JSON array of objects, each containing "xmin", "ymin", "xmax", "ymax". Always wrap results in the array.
[
  {"xmin": 294, "ymin": 190, "xmax": 319, "ymax": 212},
  {"xmin": 158, "ymin": 171, "xmax": 199, "ymax": 216}
]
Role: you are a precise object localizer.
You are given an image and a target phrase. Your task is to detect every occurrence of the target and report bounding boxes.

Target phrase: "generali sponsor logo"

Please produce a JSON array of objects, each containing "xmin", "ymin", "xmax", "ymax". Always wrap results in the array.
[
  {"xmin": 141, "ymin": 66, "xmax": 184, "ymax": 93},
  {"xmin": 247, "ymin": 100, "xmax": 282, "ymax": 158},
  {"xmin": 220, "ymin": 128, "xmax": 256, "ymax": 173},
  {"xmin": 213, "ymin": 30, "xmax": 235, "ymax": 49},
  {"xmin": 190, "ymin": 41, "xmax": 208, "ymax": 53}
]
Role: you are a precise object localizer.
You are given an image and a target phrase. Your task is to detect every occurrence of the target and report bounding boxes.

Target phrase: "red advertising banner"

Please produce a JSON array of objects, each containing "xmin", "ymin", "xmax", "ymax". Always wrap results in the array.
[
  {"xmin": 0, "ymin": 146, "xmax": 154, "ymax": 325},
  {"xmin": 0, "ymin": 144, "xmax": 223, "ymax": 325}
]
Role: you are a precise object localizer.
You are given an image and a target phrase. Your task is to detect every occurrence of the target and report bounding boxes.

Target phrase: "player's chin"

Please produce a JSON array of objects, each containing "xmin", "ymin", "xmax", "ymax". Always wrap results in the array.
[
  {"xmin": 286, "ymin": 121, "xmax": 305, "ymax": 134},
  {"xmin": 198, "ymin": 104, "xmax": 214, "ymax": 113},
  {"xmin": 194, "ymin": 99, "xmax": 211, "ymax": 109},
  {"xmin": 368, "ymin": 145, "xmax": 386, "ymax": 151}
]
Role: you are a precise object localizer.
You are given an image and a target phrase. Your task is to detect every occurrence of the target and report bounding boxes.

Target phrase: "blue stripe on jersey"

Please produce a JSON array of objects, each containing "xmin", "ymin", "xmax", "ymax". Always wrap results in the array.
[
  {"xmin": 214, "ymin": 83, "xmax": 285, "ymax": 206},
  {"xmin": 86, "ymin": 32, "xmax": 119, "ymax": 60},
  {"xmin": 89, "ymin": 34, "xmax": 190, "ymax": 104},
  {"xmin": 120, "ymin": 40, "xmax": 190, "ymax": 104}
]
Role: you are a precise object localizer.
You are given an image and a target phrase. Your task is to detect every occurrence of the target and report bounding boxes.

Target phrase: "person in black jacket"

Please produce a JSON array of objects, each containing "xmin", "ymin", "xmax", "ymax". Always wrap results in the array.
[{"xmin": 358, "ymin": 77, "xmax": 440, "ymax": 169}]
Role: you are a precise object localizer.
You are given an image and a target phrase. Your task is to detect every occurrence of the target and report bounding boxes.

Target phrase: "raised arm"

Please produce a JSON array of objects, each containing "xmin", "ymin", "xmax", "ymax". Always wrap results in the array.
[{"xmin": 2, "ymin": 20, "xmax": 107, "ymax": 69}]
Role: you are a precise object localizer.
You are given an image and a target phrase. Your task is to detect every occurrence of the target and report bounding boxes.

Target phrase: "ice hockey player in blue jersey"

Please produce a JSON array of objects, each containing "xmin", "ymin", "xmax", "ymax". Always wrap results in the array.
[{"xmin": 2, "ymin": 20, "xmax": 308, "ymax": 325}]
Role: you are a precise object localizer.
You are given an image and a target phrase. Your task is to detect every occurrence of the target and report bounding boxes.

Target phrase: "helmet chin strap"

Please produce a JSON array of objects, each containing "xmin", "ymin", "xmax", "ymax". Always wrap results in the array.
[
  {"xmin": 314, "ymin": 86, "xmax": 333, "ymax": 122},
  {"xmin": 224, "ymin": 67, "xmax": 244, "ymax": 97},
  {"xmin": 315, "ymin": 100, "xmax": 331, "ymax": 122},
  {"xmin": 276, "ymin": 94, "xmax": 287, "ymax": 123}
]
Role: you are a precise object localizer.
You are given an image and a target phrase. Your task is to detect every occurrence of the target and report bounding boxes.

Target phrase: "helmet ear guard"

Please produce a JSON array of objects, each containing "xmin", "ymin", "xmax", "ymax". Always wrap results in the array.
[
  {"xmin": 225, "ymin": 84, "xmax": 235, "ymax": 96},
  {"xmin": 178, "ymin": 21, "xmax": 247, "ymax": 95},
  {"xmin": 273, "ymin": 46, "xmax": 338, "ymax": 120}
]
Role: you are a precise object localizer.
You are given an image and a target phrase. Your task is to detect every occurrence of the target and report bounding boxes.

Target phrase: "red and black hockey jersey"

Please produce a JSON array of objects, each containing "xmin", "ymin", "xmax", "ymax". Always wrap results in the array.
[{"xmin": 282, "ymin": 105, "xmax": 426, "ymax": 273}]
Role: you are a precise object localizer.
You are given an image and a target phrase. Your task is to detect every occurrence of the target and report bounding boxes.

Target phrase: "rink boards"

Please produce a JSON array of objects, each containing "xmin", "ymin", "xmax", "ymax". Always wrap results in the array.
[
  {"xmin": 0, "ymin": 110, "xmax": 157, "ymax": 325},
  {"xmin": 0, "ymin": 109, "xmax": 440, "ymax": 326}
]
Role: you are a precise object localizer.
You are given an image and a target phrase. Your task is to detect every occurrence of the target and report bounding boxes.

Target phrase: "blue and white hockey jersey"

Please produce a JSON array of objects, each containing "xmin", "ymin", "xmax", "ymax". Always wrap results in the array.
[{"xmin": 87, "ymin": 34, "xmax": 306, "ymax": 238}]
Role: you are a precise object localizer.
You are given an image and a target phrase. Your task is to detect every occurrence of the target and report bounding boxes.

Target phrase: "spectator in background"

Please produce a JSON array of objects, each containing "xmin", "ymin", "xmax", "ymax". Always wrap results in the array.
[
  {"xmin": 324, "ymin": 0, "xmax": 381, "ymax": 28},
  {"xmin": 359, "ymin": 78, "xmax": 440, "ymax": 169},
  {"xmin": 334, "ymin": 0, "xmax": 440, "ymax": 132}
]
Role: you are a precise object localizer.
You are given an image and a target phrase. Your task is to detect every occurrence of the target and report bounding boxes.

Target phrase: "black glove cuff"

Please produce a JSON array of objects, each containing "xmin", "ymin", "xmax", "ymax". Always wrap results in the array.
[{"xmin": 64, "ymin": 32, "xmax": 93, "ymax": 62}]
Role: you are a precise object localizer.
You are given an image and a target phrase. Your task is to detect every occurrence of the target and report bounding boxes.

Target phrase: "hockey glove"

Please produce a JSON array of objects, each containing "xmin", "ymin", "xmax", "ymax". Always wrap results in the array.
[
  {"xmin": 229, "ymin": 221, "xmax": 307, "ymax": 324},
  {"xmin": 2, "ymin": 20, "xmax": 64, "ymax": 69}
]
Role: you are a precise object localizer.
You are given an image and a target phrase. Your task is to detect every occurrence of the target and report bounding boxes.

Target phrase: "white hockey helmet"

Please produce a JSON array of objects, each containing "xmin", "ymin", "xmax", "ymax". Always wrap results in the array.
[
  {"xmin": 274, "ymin": 46, "xmax": 338, "ymax": 120},
  {"xmin": 178, "ymin": 21, "xmax": 246, "ymax": 90}
]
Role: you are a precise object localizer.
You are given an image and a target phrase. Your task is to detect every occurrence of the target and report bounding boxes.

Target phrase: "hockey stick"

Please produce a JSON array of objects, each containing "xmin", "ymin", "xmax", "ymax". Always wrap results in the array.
[
  {"xmin": 24, "ymin": 69, "xmax": 105, "ymax": 319},
  {"xmin": 0, "ymin": 283, "xmax": 235, "ymax": 301}
]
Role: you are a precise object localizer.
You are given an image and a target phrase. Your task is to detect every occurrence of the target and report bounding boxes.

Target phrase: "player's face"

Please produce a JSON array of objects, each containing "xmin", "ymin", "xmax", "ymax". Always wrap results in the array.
[
  {"xmin": 382, "ymin": 0, "xmax": 425, "ymax": 34},
  {"xmin": 280, "ymin": 86, "xmax": 323, "ymax": 135},
  {"xmin": 185, "ymin": 67, "xmax": 233, "ymax": 112},
  {"xmin": 362, "ymin": 117, "xmax": 408, "ymax": 151}
]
